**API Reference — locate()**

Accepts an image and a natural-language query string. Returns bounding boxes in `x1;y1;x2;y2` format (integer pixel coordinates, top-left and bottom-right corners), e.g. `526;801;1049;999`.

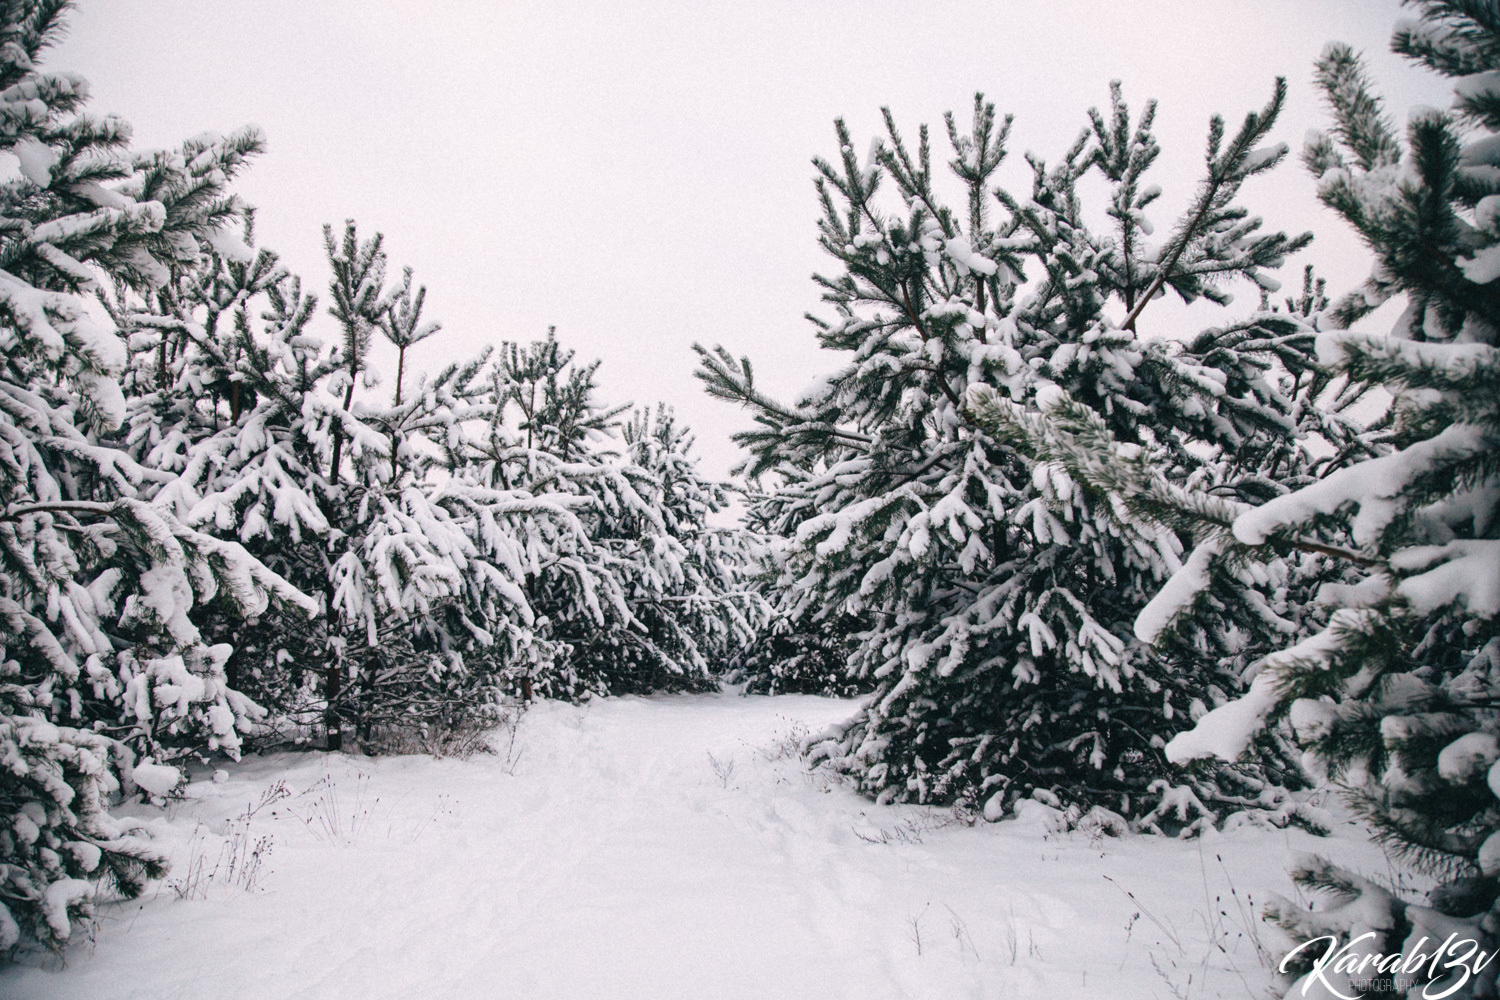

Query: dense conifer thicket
12;0;1500;982
136;230;762;743
0;0;760;953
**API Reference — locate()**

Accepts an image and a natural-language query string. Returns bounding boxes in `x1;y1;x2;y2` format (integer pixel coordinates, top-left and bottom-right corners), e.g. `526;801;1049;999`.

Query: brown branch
1121;167;1223;333
896;287;967;412
1184;505;1380;568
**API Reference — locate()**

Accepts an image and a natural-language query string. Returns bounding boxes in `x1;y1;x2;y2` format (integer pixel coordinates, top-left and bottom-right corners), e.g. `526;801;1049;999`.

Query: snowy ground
4;692;1399;999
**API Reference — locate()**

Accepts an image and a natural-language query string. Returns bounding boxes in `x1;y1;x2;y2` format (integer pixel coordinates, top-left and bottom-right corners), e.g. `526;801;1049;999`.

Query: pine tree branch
1122;79;1288;332
0;500;116;522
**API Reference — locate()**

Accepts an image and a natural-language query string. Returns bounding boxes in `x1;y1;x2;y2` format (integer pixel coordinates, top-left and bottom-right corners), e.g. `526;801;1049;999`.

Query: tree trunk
325;663;342;751
328;378;357;481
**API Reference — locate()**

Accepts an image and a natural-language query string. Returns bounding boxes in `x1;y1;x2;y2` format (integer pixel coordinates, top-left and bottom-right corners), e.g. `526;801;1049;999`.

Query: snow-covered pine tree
316;219;391;748
961;264;1379;823
697;82;1319;821
343;264;600;741
483;331;637;698
486;332;761;697
731;479;867;697
0;1;314;953
129;219;591;751
618;404;765;688
1145;5;1500;995
120;223;343;743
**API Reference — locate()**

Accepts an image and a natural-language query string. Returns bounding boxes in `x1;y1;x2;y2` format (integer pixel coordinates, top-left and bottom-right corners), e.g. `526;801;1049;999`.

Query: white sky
54;1;1450;480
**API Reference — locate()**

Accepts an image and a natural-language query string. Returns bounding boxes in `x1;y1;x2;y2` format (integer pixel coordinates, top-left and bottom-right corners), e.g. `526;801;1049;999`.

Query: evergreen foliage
487;334;764;698
0;0;763;955
1140;4;1500;995
731;483;870;698
122;216;762;746
122;220;614;748
0;0;313;952
733;603;867;697
697;82;1319;819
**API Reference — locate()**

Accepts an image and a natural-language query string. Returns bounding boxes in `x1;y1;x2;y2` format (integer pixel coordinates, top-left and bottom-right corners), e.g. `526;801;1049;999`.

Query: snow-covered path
4;692;1391;999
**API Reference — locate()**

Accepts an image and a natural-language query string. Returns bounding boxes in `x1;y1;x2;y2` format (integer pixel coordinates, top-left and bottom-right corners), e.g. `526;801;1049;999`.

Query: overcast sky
53;1;1449;480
